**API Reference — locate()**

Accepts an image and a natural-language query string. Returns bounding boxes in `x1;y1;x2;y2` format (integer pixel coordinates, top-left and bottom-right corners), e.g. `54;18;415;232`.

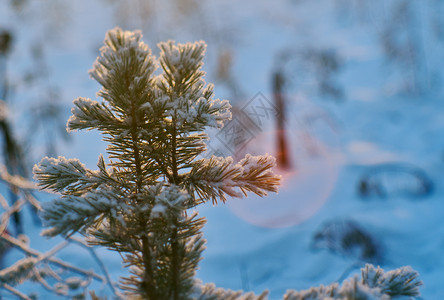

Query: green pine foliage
33;28;422;299
33;28;280;299
283;264;422;300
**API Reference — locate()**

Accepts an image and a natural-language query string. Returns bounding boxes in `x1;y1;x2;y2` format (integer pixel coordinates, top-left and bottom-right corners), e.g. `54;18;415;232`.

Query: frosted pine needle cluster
282;264;421;300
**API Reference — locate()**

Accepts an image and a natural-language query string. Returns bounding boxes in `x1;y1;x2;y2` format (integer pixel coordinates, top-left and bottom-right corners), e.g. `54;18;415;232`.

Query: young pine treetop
33;28;280;299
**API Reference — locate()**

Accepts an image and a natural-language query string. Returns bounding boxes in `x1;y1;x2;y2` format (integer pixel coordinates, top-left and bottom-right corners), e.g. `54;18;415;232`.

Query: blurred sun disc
225;94;343;228
227;139;342;228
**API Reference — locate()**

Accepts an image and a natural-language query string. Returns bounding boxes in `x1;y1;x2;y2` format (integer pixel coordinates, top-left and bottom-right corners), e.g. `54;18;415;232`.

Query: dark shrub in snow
358;163;433;199
311;219;382;263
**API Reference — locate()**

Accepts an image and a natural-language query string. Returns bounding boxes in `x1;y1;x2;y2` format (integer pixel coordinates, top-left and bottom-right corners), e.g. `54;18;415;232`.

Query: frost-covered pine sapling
33;28;281;299
32;28;423;300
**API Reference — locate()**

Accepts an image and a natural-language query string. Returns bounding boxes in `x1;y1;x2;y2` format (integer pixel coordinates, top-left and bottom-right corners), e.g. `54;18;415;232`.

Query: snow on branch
33;156;89;193
361;264;422;297
0;231;121;298
186;153;281;205
40;189;125;237
236;154;281;196
192;281;268;300
283;264;422;300
33;155;113;196
89;27;156;114
0;257;37;286
0;165;36;190
158;40;206;85
151;184;190;219
157;40;232;130
1;233;104;282
89;27;156;91
170;88;232;130
67;97;122;132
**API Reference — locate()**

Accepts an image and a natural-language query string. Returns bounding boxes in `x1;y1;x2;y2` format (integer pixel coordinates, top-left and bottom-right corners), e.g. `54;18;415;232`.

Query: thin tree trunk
272;71;291;169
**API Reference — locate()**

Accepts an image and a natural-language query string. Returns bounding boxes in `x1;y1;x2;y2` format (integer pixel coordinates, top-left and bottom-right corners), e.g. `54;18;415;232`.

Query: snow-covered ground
1;0;444;298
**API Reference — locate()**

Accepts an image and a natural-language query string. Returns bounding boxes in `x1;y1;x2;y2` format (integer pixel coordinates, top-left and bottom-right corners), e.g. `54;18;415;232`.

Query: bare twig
42;261;63;281
31;266;72;298
68;236;122;298
1;234;105;281
1;283;32;300
0;198;25;234
0;166;36;190
24;191;41;211
37;240;70;263
0;193;8;209
31;267;59;295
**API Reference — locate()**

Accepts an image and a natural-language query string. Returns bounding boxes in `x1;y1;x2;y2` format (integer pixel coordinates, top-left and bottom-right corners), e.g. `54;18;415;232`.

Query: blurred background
0;0;444;298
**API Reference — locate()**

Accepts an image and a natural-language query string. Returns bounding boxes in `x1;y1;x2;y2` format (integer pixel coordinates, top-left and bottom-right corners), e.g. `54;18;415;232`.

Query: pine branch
282;264;422;300
67;97;122;133
40;189;125;237
33;155;115;196
193;281;269;300
361;264;422;297
185;154;281;205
